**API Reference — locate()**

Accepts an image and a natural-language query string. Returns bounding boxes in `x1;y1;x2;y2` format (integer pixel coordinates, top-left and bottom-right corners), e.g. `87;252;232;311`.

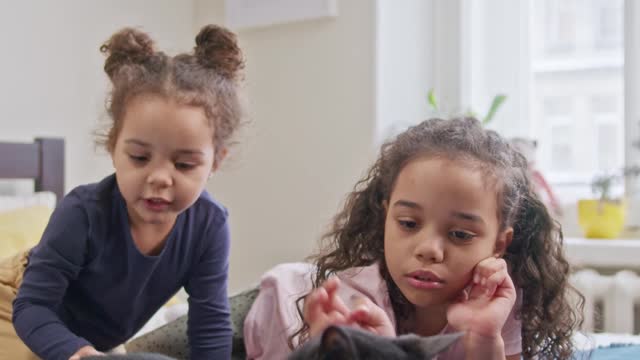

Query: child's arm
12;193;94;360
184;218;232;359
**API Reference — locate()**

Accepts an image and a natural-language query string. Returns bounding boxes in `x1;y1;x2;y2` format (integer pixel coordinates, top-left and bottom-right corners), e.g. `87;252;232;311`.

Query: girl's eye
398;220;418;230
175;162;196;170
450;230;475;242
129;155;149;163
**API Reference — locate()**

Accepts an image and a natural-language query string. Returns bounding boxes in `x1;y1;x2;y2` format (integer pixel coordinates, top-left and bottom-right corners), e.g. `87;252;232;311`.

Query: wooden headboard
0;138;65;203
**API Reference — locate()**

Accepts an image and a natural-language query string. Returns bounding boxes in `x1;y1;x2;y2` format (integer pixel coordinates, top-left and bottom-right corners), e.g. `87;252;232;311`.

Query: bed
0;137;64;258
0;137;65;203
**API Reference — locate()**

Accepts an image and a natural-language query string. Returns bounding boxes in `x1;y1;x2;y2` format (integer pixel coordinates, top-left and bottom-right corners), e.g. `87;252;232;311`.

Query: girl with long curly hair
244;117;583;359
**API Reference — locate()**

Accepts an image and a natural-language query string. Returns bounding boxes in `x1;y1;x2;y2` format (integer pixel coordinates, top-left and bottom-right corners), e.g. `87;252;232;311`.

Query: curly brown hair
96;24;244;165
294;117;584;359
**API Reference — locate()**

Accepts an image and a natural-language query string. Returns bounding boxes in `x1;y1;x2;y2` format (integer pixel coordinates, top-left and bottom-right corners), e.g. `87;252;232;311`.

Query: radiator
570;269;640;334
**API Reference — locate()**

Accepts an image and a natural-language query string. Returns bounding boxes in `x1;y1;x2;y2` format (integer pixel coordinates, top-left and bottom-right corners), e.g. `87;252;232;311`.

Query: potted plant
578;166;640;239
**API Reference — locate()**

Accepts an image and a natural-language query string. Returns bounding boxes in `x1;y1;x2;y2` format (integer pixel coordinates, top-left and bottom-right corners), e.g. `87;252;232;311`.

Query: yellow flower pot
577;199;626;239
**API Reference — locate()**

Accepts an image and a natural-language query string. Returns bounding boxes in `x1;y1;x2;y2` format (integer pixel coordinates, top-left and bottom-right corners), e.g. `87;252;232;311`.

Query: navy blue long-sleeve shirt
13;175;232;360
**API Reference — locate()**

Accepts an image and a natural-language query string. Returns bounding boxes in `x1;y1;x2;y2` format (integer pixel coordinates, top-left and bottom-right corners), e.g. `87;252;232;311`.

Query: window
540;0;577;55
594;0;624;50
377;0;639;204
531;0;624;185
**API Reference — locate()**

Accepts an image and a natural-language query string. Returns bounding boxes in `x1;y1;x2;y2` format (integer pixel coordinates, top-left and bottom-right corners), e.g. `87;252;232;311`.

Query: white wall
375;0;434;143
195;0;378;292
193;0;225;34
467;0;531;138
0;0;195;191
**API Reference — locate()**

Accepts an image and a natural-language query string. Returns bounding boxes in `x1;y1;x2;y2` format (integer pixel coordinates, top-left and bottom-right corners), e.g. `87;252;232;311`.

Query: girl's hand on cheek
446;257;516;338
303;277;351;337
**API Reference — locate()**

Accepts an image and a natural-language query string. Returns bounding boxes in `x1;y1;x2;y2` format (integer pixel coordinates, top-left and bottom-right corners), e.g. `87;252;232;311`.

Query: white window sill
564;237;640;269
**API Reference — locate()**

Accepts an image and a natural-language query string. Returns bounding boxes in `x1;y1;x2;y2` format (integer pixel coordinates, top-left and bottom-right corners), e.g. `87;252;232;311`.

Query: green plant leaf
483;94;507;125
427;89;438;111
591;174;614;201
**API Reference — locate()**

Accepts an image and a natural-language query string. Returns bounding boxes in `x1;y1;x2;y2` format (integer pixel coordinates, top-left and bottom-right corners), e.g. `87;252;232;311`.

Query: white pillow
0;192;57;211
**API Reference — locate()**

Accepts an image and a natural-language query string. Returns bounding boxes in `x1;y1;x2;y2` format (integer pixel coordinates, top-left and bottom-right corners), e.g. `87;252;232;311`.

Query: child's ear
494;227;513;257
320;326;355;359
211;147;228;173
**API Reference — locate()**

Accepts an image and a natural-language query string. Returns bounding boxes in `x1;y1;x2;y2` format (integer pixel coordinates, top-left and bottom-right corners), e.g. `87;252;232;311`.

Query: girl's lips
407;270;444;283
405;270;445;290
143;198;170;211
406;276;446;290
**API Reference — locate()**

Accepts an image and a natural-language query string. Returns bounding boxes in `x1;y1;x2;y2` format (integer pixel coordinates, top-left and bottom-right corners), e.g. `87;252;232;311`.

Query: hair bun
194;24;244;80
100;27;155;79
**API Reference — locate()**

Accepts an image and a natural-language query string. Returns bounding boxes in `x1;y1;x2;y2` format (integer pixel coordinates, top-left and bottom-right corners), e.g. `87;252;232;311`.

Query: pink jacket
244;262;522;359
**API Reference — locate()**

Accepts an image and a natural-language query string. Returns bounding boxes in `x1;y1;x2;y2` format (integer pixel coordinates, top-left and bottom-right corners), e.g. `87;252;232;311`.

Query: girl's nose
414;232;445;263
147;165;174;188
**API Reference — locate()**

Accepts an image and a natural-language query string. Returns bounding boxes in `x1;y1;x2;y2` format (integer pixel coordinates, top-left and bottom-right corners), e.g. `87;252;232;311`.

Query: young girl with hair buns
0;24;244;360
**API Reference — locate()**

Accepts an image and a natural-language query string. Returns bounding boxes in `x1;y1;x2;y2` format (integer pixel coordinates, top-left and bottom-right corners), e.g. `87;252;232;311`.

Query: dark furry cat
288;325;463;360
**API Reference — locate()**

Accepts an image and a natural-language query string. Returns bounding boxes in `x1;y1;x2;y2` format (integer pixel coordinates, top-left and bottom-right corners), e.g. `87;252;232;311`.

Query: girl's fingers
472;258;507;285
310;311;347;337
323;277;340;295
307;280;398;337
454;287;470;303
348;307;370;324
492;267;516;299
326;310;348;325
303;287;329;321
482;267;508;297
468;257;510;299
330;294;351;317
474;258;506;278
467;282;486;300
471;261;515;300
349;308;385;330
347;295;395;336
321;278;337;313
305;277;351;326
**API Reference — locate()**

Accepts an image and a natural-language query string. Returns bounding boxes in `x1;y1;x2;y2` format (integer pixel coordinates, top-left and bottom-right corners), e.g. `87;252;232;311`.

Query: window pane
532;0;624;181
544;96;572;116
550;125;573;171
541;0;578;55
593;0;623;51
590;94;618;114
